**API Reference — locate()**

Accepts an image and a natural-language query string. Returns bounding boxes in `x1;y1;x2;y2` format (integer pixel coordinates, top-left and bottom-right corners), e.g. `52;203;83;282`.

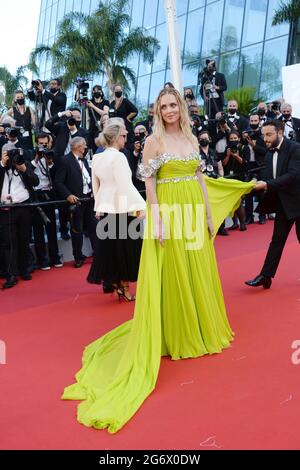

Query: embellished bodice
137;151;201;184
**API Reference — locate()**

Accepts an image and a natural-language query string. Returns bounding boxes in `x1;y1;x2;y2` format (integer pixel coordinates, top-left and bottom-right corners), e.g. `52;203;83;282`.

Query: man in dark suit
54;137;96;267
277;103;300;143
45;108;90;157
199;59;227;118
227;100;249;134
245;120;300;289
0;150;39;288
28;78;67;130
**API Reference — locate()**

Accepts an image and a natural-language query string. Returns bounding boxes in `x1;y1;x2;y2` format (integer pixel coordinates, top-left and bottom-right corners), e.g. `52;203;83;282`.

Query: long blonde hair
153;88;198;149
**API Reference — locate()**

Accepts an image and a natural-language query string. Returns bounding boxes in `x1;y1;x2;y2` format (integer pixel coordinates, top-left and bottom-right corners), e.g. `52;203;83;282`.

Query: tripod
202;80;220;119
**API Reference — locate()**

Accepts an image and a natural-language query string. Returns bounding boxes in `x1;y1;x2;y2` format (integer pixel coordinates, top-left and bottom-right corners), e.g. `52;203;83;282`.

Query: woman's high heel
116;286;136;303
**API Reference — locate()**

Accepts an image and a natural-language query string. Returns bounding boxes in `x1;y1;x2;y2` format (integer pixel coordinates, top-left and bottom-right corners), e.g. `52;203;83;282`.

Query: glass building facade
36;0;291;106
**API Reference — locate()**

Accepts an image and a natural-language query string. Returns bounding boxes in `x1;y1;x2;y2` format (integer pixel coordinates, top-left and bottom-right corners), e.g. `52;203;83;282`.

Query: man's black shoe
245;274;272;289
21;273;32;281
259;216;267;225
245;218;254;225
3;276;18;289
61;231;71;241
218;227;229;236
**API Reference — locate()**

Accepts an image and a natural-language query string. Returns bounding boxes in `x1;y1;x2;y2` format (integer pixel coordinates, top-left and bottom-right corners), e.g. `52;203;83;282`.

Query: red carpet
1;221;300;450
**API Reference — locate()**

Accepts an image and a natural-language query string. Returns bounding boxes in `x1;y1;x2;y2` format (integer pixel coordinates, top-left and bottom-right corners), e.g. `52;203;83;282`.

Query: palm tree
272;0;300;25
29;0;160;95
0;66;28;111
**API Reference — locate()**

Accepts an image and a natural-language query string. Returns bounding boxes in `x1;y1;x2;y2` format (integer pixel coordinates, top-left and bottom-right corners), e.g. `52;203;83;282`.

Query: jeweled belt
157;175;198;185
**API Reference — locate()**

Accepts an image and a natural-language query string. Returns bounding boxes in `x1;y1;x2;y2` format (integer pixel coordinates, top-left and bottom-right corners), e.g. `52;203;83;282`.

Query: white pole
164;0;183;93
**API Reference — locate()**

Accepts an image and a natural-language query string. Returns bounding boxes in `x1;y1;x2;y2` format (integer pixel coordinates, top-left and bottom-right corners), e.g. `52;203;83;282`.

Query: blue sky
1;0;41;74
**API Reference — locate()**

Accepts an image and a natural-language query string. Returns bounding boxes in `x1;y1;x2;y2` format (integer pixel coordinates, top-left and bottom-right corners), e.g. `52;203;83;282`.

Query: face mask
199;139;209;147
283;113;291;120
76;120;81;127
148;115;154;122
93;92;103;99
115;91;123;98
250;123;259;130
16;98;25;106
228;109;237;115
50;87;58;94
257;109;265;116
185;93;193;100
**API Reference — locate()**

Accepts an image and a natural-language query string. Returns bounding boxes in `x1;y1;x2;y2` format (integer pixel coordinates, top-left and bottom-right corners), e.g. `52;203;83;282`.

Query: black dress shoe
21;273;32;281
259;217;267;225
103;283;115;294
228;223;239;230
74;260;84;268
218;227;229;236
240;224;247;231
61;231;71;241
245;274;272;289
245;218;254;225
3;276;18;289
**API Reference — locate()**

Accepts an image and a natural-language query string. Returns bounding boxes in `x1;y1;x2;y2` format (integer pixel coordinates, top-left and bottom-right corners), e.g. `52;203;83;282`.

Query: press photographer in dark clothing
127;135;146;200
277;103;300;143
221;130;250;231
2;91;36;150
87;85;110;152
0;148;39;289
199;60;227;118
243;114;268;225
45;108;90;157
30;133;62;271
28;78;67;130
110;84;138;146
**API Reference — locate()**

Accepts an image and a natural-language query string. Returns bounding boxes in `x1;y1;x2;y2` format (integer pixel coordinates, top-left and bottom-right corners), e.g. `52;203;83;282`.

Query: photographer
215;111;234;156
45;108;90;157
135;103;155;135
0;147;39;289
1;91;36;150
0;123;11;154
277;103;300;143
227;100;249;134
257;102;270;126
268;100;282;119
221;130;250;231
198;131;223;178
110;84;138;147
2;126;32;162
54;137;97;268
242;114;268;225
199;59;227;118
128;134;146;200
30;133;63;271
87;85;110;152
28;78;67;130
184;88;198;114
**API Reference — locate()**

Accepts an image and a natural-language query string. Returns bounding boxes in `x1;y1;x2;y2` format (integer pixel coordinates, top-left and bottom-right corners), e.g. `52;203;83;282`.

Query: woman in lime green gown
62;89;255;433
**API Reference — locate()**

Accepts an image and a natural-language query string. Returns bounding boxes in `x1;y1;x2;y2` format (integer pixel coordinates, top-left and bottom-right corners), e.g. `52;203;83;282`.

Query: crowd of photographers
0;64;299;289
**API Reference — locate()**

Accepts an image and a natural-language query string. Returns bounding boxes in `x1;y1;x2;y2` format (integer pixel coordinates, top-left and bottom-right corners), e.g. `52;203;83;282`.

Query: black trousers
70;199;97;262
261;208;300;278
32;191;60;265
0;204;31;277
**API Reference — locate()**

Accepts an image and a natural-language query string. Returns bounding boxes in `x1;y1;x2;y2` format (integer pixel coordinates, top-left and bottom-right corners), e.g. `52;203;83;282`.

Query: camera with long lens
271;101;280;112
216;112;227;126
227;141;239;154
76;77;89;99
0;123;11;135
201;159;218;179
7;148;25;169
36;145;55;161
31;79;41;90
67;117;77;127
6;126;24;139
